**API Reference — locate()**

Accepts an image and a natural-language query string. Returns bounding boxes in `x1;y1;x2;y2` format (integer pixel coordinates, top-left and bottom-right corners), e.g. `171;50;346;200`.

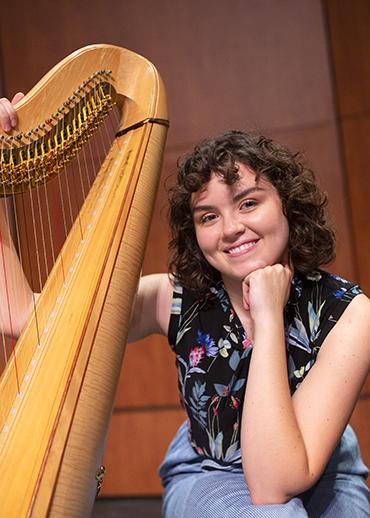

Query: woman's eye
240;199;257;210
200;213;217;224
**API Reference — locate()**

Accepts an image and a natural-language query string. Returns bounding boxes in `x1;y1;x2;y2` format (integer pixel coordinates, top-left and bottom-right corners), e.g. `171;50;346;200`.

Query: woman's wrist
252;312;285;347
251;306;284;327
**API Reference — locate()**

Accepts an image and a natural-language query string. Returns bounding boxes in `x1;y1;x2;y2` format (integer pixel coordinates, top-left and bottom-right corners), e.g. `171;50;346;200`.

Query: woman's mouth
226;240;259;257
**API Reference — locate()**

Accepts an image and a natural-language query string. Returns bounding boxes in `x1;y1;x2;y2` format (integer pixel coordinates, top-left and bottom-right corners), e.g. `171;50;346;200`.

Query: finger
0;98;14;131
281;253;294;273
288;254;294;271
242;279;250;311
282;263;293;276
280;260;293;279
243;291;250;311
285;263;294;280
11;92;25;106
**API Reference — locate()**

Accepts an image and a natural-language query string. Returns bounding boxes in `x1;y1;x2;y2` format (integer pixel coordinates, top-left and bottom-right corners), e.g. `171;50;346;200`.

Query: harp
0;44;168;517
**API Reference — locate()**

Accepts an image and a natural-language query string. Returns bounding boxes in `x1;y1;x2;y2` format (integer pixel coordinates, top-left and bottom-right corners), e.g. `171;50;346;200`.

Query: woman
131;130;369;517
1;98;369;516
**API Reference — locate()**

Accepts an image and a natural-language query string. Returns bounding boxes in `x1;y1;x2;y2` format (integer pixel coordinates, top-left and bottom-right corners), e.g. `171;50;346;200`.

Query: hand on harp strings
0;44;168;518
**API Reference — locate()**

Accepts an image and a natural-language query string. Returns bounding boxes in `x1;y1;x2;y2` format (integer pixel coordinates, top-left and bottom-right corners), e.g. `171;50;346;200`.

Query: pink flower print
189;345;205;366
242;337;252;349
230;396;239;409
213;407;218;416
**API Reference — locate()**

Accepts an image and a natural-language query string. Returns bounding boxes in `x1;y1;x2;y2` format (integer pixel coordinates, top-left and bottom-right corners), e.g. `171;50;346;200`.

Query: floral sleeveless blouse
168;270;362;465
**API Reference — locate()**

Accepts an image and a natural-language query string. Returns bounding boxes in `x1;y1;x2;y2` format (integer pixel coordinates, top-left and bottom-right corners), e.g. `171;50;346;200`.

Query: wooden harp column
0;45;168;517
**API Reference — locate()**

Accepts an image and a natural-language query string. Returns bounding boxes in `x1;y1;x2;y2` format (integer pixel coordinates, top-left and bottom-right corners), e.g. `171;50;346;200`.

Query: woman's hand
242;263;292;321
0;92;24;131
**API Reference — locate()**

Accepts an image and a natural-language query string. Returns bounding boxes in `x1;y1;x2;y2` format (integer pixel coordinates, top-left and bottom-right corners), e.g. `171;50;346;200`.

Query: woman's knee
162;471;309;518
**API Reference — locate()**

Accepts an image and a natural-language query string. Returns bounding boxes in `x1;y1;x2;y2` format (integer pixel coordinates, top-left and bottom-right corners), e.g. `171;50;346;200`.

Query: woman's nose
222;214;244;239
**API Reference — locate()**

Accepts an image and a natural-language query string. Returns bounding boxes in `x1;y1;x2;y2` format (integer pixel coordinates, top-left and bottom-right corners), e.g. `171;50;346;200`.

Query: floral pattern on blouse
168;271;362;464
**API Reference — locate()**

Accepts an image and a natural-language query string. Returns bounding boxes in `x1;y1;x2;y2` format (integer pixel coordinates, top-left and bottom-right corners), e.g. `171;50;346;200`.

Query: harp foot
95;465;106;497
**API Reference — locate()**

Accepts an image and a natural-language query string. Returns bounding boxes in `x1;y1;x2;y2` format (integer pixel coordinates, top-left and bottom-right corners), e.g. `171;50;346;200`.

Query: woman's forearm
241;312;313;504
0;204;34;337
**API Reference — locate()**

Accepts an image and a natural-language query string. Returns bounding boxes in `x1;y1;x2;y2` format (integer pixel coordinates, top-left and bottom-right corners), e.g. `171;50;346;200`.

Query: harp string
0;161;10;368
55;119;69;240
35;174;49;274
0;226;20;390
0;178;16;377
42;167;56;265
18;193;42;357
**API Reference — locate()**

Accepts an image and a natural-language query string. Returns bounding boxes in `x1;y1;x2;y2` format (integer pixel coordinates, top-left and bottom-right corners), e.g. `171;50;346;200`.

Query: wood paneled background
0;0;368;496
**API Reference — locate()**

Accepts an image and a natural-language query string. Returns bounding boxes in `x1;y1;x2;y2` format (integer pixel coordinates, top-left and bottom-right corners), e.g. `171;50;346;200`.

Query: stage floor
92;497;162;518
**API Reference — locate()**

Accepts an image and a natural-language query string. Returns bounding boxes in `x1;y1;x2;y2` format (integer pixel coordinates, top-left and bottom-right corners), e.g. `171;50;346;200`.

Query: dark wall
324;0;370;478
0;0;368;495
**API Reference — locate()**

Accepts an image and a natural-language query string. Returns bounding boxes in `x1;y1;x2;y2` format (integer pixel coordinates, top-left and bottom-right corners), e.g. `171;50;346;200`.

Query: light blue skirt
159;422;369;517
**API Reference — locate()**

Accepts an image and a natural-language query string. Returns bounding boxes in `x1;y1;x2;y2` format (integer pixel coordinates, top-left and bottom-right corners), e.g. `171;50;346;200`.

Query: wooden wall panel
0;0;367;498
115;337;179;409
0;1;342;147
324;0;370;116
350;399;370;473
324;0;370;293
102;409;185;495
339;115;370;292
324;0;370;477
271;122;356;280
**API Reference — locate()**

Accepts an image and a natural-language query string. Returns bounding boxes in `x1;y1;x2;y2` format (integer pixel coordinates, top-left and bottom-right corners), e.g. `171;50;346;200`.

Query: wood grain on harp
0;44;168;517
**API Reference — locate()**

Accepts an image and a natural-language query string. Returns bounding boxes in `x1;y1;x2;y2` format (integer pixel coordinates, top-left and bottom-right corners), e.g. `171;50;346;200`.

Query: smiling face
191;163;290;292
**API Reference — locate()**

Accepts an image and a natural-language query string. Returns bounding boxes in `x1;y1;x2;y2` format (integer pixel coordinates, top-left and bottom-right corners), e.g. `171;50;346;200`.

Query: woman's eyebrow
192;203;215;214
233;186;265;203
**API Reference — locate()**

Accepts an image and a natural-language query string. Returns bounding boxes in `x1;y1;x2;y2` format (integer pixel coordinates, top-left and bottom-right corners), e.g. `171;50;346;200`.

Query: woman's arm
0;93;36;336
127;273;173;343
241;265;370;504
0;203;35;336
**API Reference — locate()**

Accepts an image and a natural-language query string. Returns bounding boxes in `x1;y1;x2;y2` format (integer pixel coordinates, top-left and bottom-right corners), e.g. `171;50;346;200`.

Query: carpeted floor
92;497;162;518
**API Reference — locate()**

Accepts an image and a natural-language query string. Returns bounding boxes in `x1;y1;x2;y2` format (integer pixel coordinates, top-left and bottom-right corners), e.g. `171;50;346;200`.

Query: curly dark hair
168;130;336;298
